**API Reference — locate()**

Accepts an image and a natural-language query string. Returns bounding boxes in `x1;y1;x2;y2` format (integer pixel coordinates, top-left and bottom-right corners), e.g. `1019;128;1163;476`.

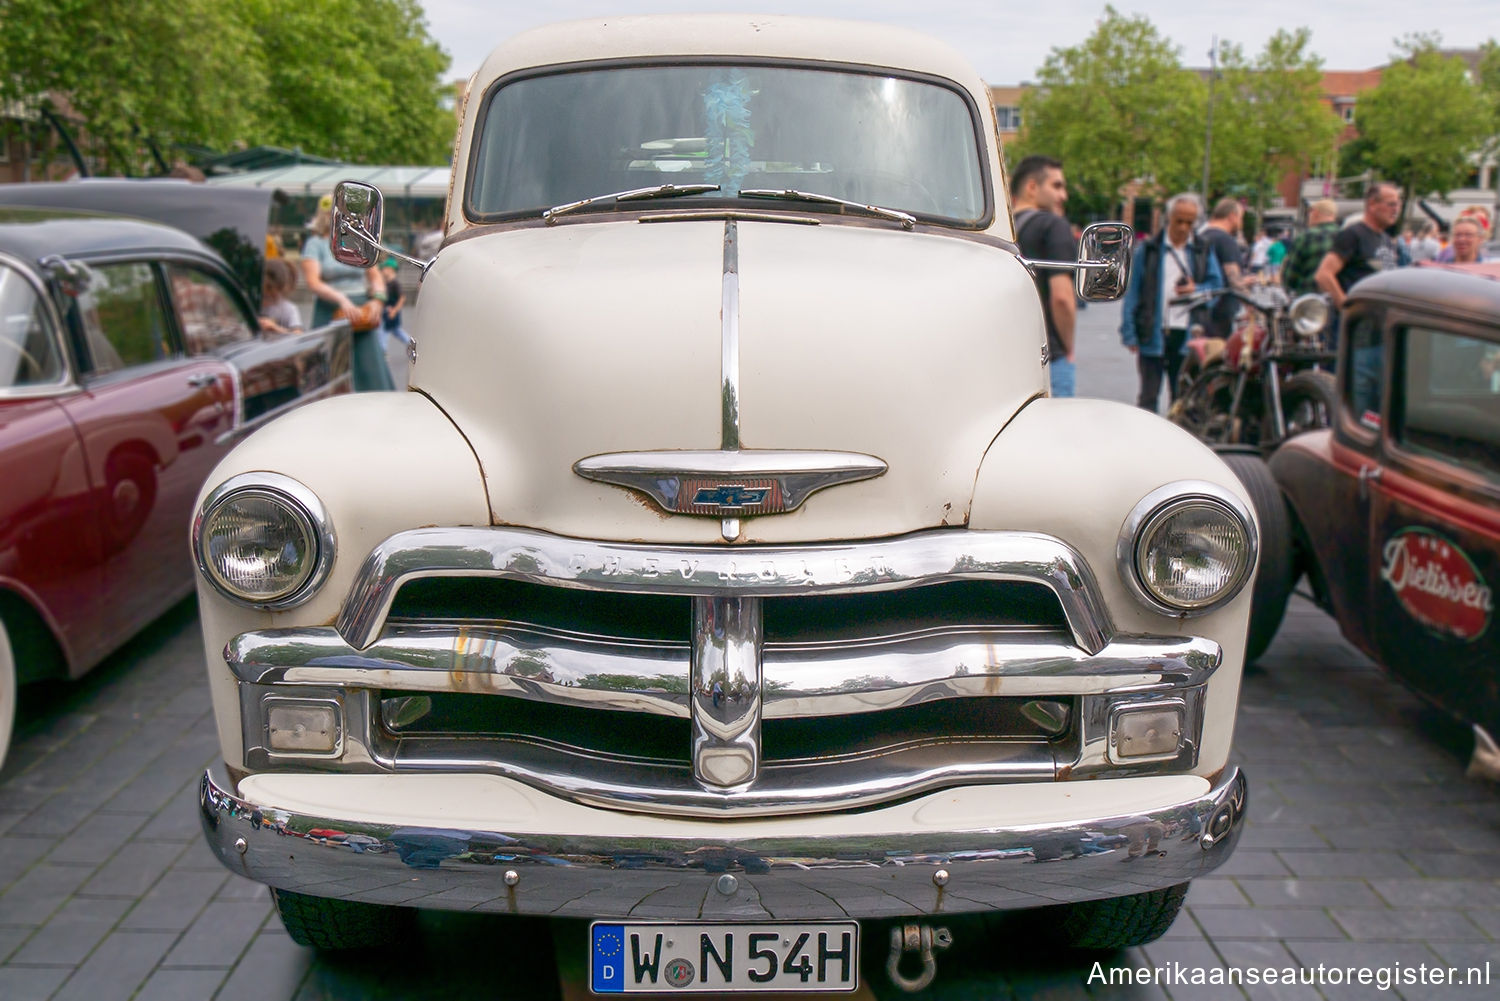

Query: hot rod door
1366;314;1500;735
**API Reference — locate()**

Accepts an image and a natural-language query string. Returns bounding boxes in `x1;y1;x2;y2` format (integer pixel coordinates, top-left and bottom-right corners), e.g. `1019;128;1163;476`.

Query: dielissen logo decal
1380;528;1493;640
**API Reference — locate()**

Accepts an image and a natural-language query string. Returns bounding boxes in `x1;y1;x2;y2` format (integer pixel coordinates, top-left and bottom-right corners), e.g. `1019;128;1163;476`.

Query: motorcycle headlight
1289;294;1330;337
194;474;333;608
1118;482;1257;615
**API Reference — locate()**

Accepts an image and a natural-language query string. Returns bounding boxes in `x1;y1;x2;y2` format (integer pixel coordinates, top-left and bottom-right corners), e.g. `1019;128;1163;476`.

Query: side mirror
331;181;384;269
1076;222;1132;302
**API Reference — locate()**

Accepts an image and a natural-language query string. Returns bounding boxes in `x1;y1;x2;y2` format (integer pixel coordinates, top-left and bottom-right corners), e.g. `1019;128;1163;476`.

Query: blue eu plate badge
592;924;625;993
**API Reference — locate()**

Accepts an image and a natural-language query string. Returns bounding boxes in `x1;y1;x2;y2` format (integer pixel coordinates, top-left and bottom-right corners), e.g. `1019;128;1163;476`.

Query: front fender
968;398;1257;775
192;391;490;769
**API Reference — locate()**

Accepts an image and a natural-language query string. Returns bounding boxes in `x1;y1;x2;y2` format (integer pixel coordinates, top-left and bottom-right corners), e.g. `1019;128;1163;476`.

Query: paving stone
50;930;178;1001
1237;879;1381;909
121;868;230;931
77;841;185;898
1185;880;1248;907
1193;907;1345;941
1211;851;1292;879
1369;879;1500;910
214;931;313;1001
0;863;96;925
161;900;270;968
9;895;132;965
1235;825;1329;851
1276;850;1419;879
1213;941;1323;1001
0;834;52;886
135;967;233;1001
1403;853;1500;879
0;965;71;1001
46;813;151;865
1330;908;1489;941
0;923;31;963
1462;910;1500;938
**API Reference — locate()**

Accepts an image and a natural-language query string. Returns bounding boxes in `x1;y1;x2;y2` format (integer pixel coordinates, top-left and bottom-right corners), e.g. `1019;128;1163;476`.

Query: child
259;259;304;335
380;257;413;348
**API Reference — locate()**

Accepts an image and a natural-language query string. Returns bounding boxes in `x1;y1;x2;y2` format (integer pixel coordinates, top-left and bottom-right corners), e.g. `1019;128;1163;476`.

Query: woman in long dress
300;197;394;392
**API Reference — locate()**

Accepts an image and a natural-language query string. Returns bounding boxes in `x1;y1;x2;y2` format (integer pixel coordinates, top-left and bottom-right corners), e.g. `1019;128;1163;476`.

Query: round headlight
194;474;332;608
1119;483;1257;615
1289;294;1330;337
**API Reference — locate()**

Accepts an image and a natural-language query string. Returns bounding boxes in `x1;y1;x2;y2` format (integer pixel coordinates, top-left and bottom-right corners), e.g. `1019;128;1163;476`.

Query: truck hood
412;218;1045;543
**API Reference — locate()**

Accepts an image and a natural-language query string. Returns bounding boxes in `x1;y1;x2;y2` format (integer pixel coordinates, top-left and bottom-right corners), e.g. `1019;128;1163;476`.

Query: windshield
468;64;988;225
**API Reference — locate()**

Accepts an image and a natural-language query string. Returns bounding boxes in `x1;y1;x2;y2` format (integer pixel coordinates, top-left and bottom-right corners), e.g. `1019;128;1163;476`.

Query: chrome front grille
230;527;1222;816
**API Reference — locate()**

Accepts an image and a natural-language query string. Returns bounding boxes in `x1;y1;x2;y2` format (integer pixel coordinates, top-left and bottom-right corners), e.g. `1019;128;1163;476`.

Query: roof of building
205;163;451;200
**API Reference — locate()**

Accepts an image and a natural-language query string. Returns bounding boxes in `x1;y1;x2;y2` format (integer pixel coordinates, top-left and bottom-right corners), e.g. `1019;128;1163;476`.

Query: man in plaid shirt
1281;199;1339;296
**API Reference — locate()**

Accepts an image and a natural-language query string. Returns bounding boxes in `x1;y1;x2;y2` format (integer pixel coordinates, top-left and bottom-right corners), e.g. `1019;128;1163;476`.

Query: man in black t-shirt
1010;155;1078;396
1315;182;1401;310
1199;198;1246;339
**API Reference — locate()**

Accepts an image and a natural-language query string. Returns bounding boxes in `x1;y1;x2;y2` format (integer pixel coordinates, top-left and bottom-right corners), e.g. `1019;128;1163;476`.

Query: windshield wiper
542;183;720;224
738;188;916;230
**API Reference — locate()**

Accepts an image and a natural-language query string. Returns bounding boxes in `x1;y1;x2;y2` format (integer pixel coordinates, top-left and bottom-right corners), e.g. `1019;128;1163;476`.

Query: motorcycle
1168;285;1337;452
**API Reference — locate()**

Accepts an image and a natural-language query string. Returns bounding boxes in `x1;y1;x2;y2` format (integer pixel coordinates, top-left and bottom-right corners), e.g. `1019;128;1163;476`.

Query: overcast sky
418;1;1494;84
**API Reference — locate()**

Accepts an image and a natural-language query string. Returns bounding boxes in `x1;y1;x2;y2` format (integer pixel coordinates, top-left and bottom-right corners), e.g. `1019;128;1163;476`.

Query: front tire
1046;883;1189;951
271;888;415;950
1221;452;1293;664
1278;369;1337;442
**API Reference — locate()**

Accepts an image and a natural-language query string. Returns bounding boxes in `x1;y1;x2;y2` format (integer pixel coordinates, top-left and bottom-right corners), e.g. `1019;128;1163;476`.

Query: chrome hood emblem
574;449;886;517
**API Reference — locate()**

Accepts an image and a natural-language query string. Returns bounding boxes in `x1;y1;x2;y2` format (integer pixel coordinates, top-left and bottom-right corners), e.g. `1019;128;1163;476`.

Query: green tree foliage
1209;29;1342;207
1356;41;1496;203
1013;6;1205;213
0;0;453;174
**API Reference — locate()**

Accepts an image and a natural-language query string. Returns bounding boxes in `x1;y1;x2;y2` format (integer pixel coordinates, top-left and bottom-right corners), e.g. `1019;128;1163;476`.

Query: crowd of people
1010;153;1494;409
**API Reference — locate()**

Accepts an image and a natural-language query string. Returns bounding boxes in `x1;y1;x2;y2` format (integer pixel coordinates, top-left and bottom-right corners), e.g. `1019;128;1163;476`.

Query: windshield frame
462;56;995;230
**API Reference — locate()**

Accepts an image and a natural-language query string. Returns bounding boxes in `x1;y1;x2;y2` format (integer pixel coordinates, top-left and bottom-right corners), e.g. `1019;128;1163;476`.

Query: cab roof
1350;264;1500;325
473;14;988;96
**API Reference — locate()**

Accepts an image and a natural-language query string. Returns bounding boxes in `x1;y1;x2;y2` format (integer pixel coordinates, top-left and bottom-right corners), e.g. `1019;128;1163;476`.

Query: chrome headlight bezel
192;472;334;609
1116;480;1258;616
1288;293;1330;337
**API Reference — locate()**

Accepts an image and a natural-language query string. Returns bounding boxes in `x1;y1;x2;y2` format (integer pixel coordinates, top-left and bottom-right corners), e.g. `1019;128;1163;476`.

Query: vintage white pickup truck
194;14;1254;993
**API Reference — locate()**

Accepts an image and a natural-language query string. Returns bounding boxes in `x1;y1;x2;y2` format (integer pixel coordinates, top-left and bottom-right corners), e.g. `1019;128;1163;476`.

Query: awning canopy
205;163;452;200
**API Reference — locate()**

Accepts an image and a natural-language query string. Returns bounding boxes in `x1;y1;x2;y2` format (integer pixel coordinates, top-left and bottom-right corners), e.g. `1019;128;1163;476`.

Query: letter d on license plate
591;922;859;993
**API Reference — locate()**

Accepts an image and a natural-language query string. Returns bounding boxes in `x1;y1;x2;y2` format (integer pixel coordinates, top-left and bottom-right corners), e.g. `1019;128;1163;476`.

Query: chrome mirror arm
1016;258;1112;272
336;218;433;274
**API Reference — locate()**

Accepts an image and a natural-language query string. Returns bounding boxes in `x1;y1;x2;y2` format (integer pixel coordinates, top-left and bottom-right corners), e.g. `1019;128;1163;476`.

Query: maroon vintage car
1263;263;1500;777
0;200;351;767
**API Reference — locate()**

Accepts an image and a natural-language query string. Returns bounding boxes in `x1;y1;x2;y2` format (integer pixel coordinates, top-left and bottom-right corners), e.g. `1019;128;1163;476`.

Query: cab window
1391;323;1500;484
165;264;254;355
0;263;65;389
1342;311;1383;431
68;262;174;376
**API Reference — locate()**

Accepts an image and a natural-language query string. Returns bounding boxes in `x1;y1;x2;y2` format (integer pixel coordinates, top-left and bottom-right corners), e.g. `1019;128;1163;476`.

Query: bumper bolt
716;874;739;896
503;870;520;887
932;869;950;887
234;838;247;855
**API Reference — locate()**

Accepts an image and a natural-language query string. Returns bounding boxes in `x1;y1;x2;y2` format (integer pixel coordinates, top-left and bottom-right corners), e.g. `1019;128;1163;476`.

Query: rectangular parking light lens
1112;705;1183;760
266;701;340;753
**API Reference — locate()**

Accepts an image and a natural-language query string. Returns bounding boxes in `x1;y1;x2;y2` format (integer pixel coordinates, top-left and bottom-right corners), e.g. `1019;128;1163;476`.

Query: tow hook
886;923;952;992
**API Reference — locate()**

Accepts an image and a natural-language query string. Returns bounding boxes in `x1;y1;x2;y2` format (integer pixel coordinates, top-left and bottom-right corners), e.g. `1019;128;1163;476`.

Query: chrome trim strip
1115;480;1259;617
690;596;762;788
226;623;1221;719
334;528;1117;655
720;218;740;451
199;763;1247;918
572;448;887;516
192;472;337;610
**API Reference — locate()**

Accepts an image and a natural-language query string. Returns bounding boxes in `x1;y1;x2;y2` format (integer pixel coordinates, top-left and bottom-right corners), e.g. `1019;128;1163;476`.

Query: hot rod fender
968;397;1257;775
191;393;491;771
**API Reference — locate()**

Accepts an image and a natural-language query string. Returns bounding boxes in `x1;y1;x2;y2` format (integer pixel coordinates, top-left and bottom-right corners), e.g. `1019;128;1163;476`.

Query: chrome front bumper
199;764;1246;919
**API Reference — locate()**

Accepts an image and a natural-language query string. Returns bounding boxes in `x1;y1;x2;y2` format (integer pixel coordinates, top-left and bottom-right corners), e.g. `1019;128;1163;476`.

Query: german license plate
590;921;859;993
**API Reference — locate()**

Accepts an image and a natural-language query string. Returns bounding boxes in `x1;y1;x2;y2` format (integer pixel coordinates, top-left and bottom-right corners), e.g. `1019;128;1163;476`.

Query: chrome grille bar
228;624;1220;719
335;527;1117;654
690;595;762;788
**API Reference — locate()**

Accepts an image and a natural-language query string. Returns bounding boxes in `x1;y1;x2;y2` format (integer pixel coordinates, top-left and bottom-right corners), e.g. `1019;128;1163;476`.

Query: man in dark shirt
1198;198;1245;338
1315;182;1401;310
1010;155;1077;396
1281;199;1339;296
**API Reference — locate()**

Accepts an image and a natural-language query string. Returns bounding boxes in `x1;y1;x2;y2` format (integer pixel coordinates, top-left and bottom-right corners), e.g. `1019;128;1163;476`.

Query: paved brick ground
1;302;1496;999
